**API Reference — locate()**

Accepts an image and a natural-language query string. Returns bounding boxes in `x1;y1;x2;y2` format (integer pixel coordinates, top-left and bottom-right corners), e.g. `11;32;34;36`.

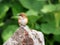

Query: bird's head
18;13;27;18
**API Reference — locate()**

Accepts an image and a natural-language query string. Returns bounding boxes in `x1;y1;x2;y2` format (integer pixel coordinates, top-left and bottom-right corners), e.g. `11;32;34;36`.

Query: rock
3;25;45;45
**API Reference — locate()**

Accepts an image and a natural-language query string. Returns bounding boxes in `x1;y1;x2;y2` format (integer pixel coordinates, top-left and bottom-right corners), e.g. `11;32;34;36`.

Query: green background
0;0;60;45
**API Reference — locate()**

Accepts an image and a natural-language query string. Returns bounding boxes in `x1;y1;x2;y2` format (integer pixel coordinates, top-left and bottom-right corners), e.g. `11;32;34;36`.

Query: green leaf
11;0;27;16
28;15;40;24
40;14;60;35
26;10;40;23
26;10;38;16
0;22;4;27
19;0;46;11
26;10;40;28
0;3;9;19
41;4;60;13
35;23;41;31
41;21;60;34
0;2;9;27
2;20;18;41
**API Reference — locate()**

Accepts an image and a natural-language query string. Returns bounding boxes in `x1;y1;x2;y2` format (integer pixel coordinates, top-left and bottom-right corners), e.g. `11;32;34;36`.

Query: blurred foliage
0;0;60;45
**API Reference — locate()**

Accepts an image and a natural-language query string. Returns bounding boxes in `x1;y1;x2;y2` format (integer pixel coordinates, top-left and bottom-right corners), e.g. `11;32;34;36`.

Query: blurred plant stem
31;23;35;29
54;12;60;29
48;0;52;4
49;40;54;45
45;36;54;45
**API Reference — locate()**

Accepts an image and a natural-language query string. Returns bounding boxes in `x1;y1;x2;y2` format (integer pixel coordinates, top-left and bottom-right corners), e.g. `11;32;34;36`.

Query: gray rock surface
3;25;45;45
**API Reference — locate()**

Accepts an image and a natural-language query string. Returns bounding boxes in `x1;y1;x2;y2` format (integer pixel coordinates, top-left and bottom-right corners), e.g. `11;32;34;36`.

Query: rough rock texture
3;25;45;45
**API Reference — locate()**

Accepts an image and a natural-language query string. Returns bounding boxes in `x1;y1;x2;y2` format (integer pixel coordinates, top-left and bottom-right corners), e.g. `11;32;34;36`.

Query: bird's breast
21;18;28;25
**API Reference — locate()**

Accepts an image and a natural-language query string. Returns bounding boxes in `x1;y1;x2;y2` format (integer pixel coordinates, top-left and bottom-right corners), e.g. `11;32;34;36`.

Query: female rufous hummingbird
18;13;28;26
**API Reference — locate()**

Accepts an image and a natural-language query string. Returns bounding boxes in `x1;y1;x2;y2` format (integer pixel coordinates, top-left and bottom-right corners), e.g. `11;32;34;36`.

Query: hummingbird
18;13;28;26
